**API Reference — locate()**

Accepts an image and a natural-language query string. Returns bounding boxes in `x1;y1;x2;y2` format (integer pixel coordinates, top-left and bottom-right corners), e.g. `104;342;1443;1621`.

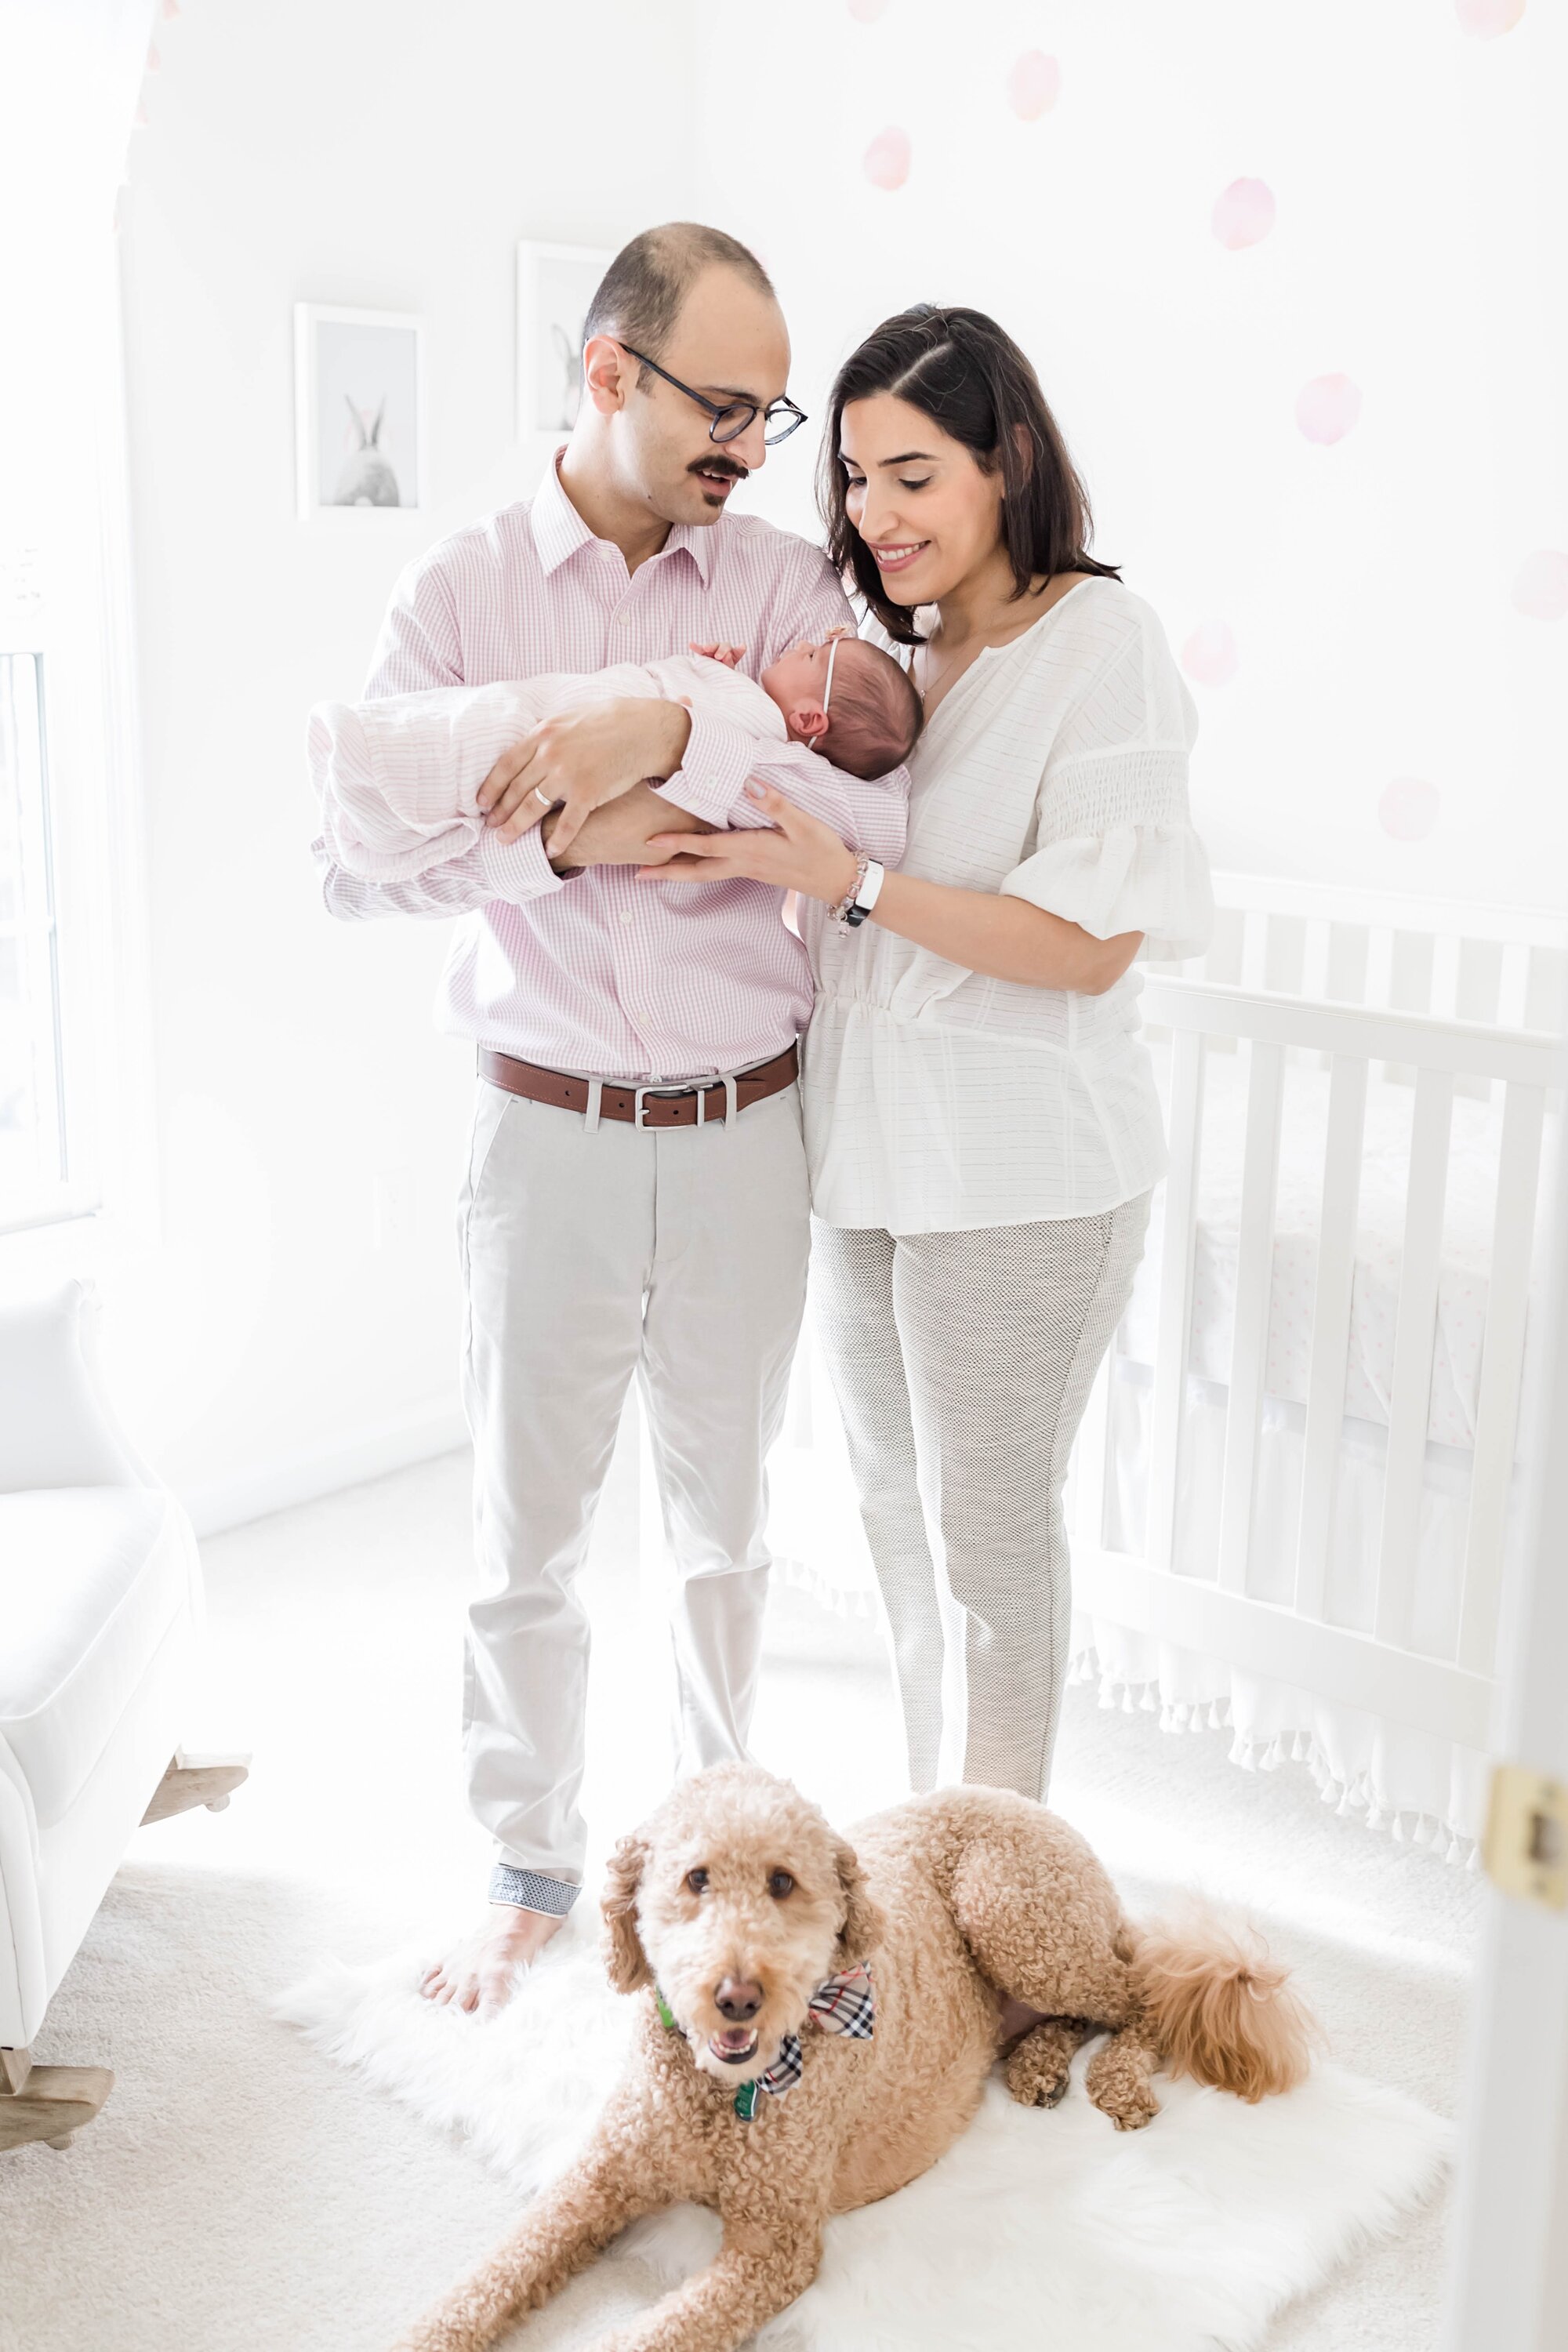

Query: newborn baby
310;635;920;883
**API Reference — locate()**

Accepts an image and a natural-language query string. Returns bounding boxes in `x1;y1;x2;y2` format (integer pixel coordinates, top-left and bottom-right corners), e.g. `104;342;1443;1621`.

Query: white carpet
279;1933;1450;2352
0;1439;1483;2351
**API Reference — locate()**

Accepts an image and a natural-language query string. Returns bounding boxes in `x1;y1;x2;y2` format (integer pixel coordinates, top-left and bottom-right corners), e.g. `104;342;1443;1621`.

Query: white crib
1066;875;1566;1857
681;873;1566;1860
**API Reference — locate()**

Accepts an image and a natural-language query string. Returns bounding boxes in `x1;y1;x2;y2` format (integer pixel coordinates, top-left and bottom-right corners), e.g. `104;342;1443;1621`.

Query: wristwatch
834;856;885;929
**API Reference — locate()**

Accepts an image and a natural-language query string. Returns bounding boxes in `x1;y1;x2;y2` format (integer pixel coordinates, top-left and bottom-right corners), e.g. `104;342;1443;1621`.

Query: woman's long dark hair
818;303;1120;645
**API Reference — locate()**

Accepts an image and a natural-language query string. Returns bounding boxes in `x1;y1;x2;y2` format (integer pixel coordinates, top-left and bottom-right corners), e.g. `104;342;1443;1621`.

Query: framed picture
516;241;613;441
294;304;424;519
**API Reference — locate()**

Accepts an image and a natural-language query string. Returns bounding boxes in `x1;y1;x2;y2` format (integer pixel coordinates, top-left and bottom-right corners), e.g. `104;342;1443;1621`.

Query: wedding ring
533;786;553;809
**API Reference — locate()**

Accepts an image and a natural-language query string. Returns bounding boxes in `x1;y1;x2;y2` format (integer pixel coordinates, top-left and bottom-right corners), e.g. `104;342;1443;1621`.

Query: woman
645;304;1212;1805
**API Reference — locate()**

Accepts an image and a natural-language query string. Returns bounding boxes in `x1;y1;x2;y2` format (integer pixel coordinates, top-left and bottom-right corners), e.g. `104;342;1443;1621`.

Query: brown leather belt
478;1043;798;1128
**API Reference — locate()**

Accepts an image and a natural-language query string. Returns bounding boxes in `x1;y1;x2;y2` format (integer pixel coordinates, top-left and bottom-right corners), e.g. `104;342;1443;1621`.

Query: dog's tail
1127;1906;1314;2103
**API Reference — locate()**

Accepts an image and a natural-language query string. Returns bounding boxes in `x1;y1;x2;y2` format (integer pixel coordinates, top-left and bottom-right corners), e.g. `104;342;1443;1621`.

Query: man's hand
543;783;714;874
477;699;693;856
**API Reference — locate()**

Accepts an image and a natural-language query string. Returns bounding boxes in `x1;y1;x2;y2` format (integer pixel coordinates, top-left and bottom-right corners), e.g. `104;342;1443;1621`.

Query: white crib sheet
1121;1044;1555;1450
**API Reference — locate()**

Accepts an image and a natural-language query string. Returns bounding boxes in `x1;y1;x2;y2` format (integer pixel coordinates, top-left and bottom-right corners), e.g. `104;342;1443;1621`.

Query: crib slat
1374;1067;1455;1649
1497;941;1530;1030
1365;926;1396;1009
1217;1040;1285;1594
1293;1054;1369;1620
1301;920;1334;1073
1431;932;1462;1022
1457;1080;1546;1675
1240;909;1269;993
1147;1029;1205;1572
1301;918;1332;1001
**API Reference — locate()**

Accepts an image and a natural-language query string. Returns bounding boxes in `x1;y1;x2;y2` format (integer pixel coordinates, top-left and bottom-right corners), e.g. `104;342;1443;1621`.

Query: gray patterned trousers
811;1193;1151;1803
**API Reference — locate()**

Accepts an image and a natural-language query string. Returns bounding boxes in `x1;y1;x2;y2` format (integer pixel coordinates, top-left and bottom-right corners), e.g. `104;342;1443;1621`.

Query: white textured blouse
798;577;1213;1234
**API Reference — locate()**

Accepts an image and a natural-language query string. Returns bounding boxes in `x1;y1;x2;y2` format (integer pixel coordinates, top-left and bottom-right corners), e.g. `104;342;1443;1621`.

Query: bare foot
419;1904;565;2016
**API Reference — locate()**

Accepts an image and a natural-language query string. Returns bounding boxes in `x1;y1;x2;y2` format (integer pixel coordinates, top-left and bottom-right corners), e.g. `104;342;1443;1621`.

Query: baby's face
759;633;847;744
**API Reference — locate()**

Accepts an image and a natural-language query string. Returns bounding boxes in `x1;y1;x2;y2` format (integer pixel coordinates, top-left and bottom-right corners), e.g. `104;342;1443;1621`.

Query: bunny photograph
296;303;423;515
517;242;615;436
1;6;1565;2352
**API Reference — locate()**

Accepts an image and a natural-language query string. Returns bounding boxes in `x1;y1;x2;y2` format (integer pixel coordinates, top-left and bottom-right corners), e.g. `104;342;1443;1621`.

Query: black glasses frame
618;343;807;447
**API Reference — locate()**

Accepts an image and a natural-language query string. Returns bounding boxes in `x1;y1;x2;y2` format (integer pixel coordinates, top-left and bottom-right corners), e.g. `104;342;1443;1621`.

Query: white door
1443;1037;1568;2352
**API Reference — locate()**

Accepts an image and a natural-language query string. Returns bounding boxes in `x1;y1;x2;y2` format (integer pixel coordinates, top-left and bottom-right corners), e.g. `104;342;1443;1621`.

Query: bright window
0;647;71;1227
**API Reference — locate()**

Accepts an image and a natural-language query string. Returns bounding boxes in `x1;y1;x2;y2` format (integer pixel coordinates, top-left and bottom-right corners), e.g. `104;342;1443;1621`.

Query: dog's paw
1004;2021;1081;2110
1109;2098;1157;2132
1085;2042;1160;2132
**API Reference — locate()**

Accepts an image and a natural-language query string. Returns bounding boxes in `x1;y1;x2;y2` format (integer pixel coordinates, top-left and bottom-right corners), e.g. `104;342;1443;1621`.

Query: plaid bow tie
655;1962;875;2121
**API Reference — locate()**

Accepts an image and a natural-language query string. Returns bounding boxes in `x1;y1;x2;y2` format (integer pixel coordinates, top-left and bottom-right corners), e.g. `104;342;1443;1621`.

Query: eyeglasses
618;343;808;447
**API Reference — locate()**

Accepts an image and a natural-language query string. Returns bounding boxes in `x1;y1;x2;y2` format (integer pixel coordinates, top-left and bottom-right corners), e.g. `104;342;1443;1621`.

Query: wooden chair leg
140;1749;251;1824
2;2045;32;2096
0;2063;113;2154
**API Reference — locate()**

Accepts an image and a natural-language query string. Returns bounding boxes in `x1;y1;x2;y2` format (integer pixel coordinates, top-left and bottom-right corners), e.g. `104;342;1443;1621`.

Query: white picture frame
516;241;614;442
294;303;426;520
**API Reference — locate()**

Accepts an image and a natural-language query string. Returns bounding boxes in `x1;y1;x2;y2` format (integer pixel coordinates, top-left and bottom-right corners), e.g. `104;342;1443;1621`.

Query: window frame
0;238;159;1266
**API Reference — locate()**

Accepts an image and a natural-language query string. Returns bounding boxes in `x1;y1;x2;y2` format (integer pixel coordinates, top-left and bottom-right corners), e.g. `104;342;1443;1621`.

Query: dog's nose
714;1977;764;2022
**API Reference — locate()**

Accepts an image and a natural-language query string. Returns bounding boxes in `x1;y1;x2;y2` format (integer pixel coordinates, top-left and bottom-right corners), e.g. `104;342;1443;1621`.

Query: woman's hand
638;780;860;906
477;699;693;855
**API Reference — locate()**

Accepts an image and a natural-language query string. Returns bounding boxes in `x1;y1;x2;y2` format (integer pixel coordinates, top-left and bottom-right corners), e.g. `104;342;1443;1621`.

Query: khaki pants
456;1074;810;1912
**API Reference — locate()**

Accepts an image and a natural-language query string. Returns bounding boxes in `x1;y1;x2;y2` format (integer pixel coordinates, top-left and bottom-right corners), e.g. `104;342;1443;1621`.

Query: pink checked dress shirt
312;455;910;1084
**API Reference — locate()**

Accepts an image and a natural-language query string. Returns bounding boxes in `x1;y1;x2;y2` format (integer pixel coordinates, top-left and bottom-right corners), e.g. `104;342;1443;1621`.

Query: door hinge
1483;1763;1568;1911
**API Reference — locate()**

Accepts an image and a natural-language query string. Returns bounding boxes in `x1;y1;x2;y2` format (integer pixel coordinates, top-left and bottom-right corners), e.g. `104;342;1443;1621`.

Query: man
313;223;908;2013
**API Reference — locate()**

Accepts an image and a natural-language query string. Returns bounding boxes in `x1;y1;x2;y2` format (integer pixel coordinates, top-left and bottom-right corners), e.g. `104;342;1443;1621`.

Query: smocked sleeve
1000;598;1213;961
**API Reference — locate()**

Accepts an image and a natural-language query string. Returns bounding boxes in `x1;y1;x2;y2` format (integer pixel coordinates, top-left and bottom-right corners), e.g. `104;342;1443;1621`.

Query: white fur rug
278;1929;1450;2352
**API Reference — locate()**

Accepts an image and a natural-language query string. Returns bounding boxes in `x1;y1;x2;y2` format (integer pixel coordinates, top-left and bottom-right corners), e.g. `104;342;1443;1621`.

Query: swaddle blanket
308;652;786;882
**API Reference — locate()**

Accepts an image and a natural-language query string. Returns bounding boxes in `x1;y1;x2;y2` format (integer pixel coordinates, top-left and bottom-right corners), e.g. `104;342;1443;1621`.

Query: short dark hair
817;303;1120;645
822;638;925;779
582;223;775;381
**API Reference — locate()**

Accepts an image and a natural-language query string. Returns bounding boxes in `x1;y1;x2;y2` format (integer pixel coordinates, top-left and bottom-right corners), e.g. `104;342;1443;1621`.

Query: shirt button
619;909;633;927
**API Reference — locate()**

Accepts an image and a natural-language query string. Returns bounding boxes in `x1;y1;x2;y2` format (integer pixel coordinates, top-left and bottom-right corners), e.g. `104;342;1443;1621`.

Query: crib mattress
1120;1043;1556;1451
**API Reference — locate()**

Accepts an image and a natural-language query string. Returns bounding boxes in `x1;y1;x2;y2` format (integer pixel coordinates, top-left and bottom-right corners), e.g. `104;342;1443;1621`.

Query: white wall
100;0;695;1512
693;0;1567;909
14;0;1563;1512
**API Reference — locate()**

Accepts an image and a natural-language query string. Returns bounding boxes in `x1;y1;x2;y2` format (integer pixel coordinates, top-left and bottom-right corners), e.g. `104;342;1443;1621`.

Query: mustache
688;456;750;482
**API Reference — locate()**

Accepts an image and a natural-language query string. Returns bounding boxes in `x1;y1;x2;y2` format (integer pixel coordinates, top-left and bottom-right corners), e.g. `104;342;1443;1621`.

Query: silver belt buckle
633;1081;694;1127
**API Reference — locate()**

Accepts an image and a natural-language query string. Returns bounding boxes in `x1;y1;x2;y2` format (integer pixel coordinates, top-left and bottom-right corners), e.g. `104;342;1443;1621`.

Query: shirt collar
529;446;716;586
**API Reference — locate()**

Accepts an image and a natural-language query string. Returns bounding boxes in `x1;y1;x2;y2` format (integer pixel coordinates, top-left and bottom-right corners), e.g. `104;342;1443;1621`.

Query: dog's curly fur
392;1766;1312;2352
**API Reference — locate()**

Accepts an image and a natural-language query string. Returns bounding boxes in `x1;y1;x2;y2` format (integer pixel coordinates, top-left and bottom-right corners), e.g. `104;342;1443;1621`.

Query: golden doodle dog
393;1764;1311;2352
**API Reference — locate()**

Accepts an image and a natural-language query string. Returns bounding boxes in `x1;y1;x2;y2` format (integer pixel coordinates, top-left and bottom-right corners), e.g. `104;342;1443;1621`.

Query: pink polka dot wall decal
1211;177;1276;249
847;0;889;19
1007;53;1062;120
1455;0;1525;34
1379;778;1440;840
863;127;911;191
1181;619;1239;688
1512;549;1568;619
1296;372;1362;445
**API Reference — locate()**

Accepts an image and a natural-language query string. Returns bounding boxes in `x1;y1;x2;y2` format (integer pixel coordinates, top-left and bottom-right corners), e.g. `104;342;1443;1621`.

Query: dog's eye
768;1871;795;1899
686;1869;709;1895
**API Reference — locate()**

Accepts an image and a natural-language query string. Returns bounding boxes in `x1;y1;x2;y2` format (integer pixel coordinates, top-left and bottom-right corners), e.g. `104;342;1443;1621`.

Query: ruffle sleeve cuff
1000;823;1214;962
